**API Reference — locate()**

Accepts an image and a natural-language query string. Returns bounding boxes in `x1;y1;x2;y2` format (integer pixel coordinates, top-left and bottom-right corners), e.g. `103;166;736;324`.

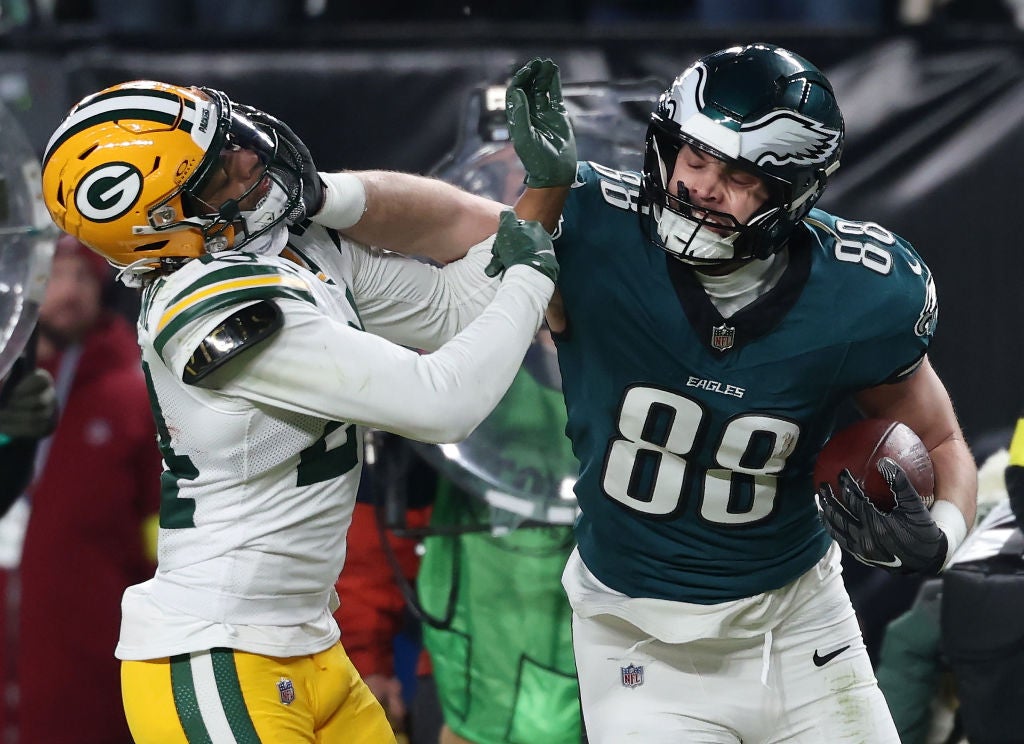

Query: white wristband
930;499;969;570
313;171;367;230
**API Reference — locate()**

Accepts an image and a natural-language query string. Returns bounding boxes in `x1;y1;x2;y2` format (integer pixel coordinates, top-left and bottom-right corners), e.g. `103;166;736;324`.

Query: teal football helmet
641;43;844;265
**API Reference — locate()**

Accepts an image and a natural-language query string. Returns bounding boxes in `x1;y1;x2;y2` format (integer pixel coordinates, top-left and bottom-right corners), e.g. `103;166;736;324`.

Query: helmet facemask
164;88;305;254
641;122;787;266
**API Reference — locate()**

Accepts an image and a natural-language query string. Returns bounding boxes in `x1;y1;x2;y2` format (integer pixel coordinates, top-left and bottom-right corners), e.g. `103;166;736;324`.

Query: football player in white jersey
41;81;556;744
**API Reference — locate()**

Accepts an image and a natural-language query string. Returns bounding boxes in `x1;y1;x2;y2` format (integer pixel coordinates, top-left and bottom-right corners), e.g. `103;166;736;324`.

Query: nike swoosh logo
905;256;922;275
812;645;850;667
864;555;903;569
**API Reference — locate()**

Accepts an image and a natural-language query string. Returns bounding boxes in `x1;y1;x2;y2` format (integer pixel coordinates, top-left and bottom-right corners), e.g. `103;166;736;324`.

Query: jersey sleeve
554;161;644;261
349;236;499;352
199;265;553;444
808;213;938;388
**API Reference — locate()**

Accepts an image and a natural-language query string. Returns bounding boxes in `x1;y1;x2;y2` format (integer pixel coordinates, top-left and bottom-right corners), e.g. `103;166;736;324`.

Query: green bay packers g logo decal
75;162;143;222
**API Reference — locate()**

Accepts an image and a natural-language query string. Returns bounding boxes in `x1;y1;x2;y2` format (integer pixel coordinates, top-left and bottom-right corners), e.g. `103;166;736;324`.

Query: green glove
0;368;57;440
506;58;578;188
484;210;559;283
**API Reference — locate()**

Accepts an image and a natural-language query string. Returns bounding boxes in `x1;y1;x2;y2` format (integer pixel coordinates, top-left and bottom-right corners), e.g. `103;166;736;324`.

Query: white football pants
571;546;900;743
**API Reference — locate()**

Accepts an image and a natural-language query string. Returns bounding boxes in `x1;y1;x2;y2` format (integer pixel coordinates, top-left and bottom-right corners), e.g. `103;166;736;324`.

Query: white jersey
116;223;549;660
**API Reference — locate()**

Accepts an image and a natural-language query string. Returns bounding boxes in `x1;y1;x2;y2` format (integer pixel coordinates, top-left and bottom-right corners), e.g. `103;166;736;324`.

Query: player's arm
310;58;578;270
317;170;504;264
505;57;577;333
175;212;557;443
351;58;580;347
507;57;576;230
232;100;503;264
855;356;977;531
349;238;499;351
819;357;976;574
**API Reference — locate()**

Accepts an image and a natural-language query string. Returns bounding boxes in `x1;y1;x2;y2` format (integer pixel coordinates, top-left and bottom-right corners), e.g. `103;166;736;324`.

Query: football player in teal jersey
323;45;978;743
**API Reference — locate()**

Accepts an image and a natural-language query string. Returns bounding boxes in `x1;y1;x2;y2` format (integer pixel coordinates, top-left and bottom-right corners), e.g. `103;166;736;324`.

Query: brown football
814;418;935;512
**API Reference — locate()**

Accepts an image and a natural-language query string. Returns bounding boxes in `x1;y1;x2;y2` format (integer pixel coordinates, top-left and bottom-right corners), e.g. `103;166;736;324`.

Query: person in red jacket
0;233;163;744
334;464;433;741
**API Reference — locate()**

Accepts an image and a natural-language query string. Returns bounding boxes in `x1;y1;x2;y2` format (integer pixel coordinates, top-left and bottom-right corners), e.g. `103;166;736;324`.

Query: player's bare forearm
856;357;977;527
927;435;977;528
515;185;569;233
514;186;569;331
342;170;503;263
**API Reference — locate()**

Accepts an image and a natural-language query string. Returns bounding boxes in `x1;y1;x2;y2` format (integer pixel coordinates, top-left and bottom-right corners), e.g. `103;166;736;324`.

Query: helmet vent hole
56;182;65;207
78;144;98;160
134;241;169;254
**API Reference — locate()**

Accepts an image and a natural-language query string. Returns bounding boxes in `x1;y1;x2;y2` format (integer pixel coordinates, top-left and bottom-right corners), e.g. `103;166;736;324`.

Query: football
814;418;935;512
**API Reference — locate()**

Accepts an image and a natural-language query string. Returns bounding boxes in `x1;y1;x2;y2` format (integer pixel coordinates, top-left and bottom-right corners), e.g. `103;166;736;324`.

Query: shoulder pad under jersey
182;299;283;385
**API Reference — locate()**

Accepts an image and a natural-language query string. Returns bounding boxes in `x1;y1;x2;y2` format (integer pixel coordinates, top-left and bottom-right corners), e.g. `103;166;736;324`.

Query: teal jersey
554;162;938;604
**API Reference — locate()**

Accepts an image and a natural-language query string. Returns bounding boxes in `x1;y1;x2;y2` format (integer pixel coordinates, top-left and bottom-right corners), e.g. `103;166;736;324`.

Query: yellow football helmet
41;80;302;269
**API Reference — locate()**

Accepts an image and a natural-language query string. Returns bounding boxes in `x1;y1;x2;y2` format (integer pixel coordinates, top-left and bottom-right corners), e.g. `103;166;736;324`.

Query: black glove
484;209;559;283
817;457;948;575
0;368;58;441
235;103;325;221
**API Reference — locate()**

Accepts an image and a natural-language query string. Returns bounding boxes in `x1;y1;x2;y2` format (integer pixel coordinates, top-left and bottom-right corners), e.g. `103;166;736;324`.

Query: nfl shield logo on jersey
711;324;736;352
621;663;644;688
277;677;296;705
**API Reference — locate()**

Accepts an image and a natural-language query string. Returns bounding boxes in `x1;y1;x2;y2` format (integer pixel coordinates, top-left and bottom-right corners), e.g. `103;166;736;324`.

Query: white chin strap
228;181;292;258
239;223;289;258
656;207;740;264
245;180;291;232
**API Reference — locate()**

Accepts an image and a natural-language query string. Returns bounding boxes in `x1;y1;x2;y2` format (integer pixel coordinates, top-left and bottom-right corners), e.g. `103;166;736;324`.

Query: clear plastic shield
410;78;663;531
0;100;56;381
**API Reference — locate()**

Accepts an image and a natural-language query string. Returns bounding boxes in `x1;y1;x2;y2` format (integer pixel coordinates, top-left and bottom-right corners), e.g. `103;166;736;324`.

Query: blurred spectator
55;0;292;31
900;0;1017;26
693;0;886;26
876;442;1014;744
585;0;887;26
334;464;431;742
336;348;583;744
413;344;581;744
0;234;162;744
308;0;587;22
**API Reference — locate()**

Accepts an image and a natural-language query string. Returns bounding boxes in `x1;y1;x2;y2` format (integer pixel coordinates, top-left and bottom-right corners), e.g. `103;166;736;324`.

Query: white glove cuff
313;171;366;230
931;499;969;570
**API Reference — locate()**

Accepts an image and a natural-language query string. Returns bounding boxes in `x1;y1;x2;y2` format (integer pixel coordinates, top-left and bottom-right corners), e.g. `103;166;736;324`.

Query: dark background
3;14;1022;447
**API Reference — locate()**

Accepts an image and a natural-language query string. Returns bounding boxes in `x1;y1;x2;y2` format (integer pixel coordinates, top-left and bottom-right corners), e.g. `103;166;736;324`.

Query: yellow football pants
122;642;396;743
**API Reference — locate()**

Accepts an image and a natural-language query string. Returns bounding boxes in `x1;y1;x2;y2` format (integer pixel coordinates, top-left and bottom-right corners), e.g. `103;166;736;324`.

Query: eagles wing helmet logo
670;62;840;167
738;111;841;167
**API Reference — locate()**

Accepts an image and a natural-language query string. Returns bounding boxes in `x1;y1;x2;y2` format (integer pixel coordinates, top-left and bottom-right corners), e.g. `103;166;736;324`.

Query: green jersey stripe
210;649;262;744
154;285;314;358
165;264;291;308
